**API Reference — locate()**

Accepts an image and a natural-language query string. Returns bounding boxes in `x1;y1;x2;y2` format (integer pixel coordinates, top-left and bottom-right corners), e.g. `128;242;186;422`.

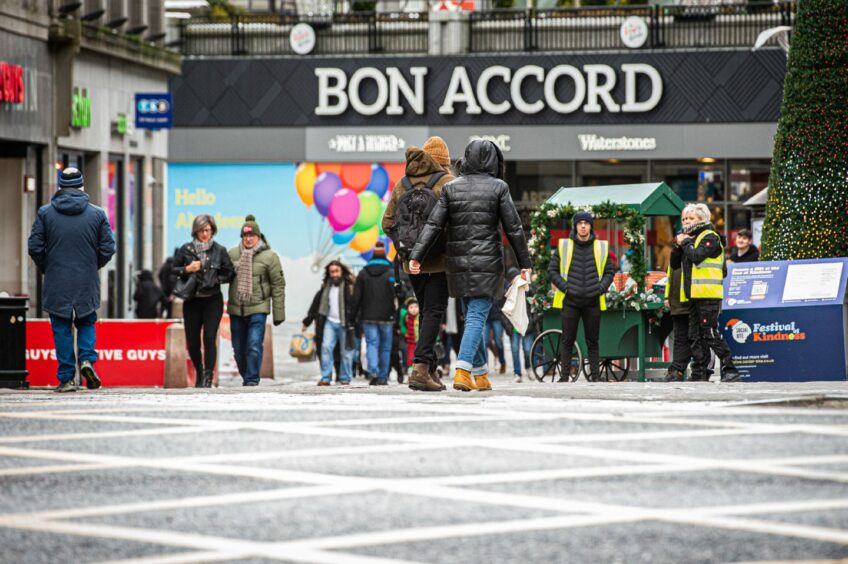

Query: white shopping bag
502;275;530;335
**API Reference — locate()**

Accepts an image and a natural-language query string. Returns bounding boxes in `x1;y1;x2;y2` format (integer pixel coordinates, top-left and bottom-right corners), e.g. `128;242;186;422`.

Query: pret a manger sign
315;63;663;117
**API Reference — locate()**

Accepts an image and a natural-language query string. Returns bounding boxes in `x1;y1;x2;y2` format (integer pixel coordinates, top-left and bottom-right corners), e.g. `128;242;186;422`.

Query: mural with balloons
294;162;406;264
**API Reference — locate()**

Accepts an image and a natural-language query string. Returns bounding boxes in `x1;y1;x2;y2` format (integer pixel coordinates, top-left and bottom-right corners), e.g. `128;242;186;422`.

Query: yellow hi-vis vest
687;229;724;301
665;266;686;304
552;238;608;311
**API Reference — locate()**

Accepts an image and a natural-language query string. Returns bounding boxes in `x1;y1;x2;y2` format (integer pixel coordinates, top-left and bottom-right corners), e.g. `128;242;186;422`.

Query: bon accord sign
171;51;786;127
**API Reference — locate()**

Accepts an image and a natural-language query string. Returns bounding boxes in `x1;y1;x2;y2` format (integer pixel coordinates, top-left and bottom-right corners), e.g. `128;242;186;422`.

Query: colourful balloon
378;202;387;236
316;163;343;176
360;250;374;261
388;242;397;262
352;191;383;233
313;172;342;217
327;188;360;232
382;162;406;190
341;163;372;193
332;230;356;245
295;163;317;207
365;164;390;198
350;226;379;253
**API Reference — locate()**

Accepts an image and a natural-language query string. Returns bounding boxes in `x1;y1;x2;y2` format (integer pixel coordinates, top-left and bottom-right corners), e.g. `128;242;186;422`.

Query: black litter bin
0;297;29;389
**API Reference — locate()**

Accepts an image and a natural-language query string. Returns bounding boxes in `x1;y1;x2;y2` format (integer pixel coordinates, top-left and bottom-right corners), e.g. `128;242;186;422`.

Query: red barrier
26;320;179;387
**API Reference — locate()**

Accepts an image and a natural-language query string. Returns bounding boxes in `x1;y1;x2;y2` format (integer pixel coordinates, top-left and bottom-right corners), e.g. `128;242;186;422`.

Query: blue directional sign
135;93;172;129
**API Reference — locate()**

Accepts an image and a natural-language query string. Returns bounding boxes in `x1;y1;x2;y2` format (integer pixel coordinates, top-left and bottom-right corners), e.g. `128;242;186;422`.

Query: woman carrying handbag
173;214;235;388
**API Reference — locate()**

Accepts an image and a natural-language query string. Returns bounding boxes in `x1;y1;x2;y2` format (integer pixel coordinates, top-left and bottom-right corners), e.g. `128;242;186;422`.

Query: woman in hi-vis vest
548;212;615;382
675;203;741;383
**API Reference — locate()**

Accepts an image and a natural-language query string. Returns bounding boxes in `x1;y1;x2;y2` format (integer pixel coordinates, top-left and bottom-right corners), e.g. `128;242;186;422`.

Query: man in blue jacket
28;168;116;392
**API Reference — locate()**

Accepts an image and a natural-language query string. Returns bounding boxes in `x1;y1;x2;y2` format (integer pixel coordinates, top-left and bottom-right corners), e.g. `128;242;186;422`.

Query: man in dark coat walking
28;168;116;392
350;241;396;385
410;140;532;392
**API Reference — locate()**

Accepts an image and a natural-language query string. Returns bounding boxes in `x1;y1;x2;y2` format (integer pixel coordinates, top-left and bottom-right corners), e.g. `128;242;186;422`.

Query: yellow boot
475;373;492;391
453;368;477;392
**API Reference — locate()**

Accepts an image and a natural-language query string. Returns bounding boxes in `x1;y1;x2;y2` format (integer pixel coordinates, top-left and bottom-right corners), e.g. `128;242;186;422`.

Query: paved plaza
1;346;848;564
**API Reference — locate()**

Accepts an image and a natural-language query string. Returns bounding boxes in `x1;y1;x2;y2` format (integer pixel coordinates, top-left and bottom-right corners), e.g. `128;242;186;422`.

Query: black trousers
409;272;449;372
183;293;224;372
561;302;601;378
670;314;692;373
688;299;735;379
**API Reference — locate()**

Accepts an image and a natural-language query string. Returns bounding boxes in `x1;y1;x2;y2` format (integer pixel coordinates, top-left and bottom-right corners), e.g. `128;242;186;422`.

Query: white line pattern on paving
1;392;847;563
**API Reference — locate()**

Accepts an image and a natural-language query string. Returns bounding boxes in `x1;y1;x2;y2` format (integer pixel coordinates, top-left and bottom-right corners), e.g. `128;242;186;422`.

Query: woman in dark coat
173;214;234;388
133;270;165;319
410;140;532;392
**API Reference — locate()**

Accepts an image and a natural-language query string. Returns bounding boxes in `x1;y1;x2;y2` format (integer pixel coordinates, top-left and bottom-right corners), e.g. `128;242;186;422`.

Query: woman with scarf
228;215;286;386
174;214;235;388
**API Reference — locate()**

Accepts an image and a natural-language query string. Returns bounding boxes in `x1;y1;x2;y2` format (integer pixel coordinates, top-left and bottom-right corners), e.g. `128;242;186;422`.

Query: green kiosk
529;183;685;382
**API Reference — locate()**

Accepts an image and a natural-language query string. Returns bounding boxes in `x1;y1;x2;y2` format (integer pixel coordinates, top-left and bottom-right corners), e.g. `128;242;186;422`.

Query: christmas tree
760;0;848;260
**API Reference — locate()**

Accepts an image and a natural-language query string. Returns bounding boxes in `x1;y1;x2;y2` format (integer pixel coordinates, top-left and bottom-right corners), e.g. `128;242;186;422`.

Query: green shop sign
71;87;91;129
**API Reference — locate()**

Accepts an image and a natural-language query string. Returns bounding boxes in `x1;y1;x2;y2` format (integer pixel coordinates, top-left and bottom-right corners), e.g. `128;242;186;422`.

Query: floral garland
528;201;648;315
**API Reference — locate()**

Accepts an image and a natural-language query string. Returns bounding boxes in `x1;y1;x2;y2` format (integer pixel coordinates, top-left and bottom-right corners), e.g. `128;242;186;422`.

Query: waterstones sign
315;63;662;117
578;134;657;152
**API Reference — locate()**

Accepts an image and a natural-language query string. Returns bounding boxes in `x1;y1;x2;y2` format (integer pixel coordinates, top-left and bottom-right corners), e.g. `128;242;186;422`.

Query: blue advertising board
135;93;172;129
720;258;848;382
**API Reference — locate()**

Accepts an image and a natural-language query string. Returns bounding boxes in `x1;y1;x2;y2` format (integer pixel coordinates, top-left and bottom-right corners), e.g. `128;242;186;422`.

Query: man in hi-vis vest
548;211;614;382
675;203;740;383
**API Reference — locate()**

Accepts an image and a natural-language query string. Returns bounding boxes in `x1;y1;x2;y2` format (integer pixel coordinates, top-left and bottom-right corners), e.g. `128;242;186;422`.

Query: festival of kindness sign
26;320;178;387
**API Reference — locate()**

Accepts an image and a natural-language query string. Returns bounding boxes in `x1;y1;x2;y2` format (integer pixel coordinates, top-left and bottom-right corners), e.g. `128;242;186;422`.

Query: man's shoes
499;364;506;375
720;369;741;383
317;380;331;386
453;368;477;392
514;375;523;383
54;379;77;393
662;368;685;383
79;361;101;390
475;374;492;391
409;363;442;392
201;369;214;388
368;375;379;386
243;381;259;387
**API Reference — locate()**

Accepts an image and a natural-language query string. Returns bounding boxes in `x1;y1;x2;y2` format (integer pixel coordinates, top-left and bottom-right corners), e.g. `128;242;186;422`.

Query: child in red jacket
402;297;420;369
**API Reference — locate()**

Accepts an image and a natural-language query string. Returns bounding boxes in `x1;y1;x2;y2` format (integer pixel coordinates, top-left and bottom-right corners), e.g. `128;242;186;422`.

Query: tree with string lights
761;0;848;260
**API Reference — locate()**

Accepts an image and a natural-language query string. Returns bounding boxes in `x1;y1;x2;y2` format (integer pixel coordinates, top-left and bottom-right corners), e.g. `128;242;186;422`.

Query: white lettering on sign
578;134;657;151
328;134;406;153
469;135;511;153
316;64;662;117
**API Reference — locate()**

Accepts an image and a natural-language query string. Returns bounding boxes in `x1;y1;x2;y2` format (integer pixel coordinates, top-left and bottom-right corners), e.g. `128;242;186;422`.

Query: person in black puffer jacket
548;211;614;382
351;242;396;385
410;139;532;392
173;214;235;388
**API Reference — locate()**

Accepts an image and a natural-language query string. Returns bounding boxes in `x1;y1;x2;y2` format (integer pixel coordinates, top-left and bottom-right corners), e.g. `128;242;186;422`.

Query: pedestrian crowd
30;137;751;391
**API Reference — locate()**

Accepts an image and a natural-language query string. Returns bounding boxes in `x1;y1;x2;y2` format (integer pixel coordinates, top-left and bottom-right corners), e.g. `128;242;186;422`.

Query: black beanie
573;211;594;228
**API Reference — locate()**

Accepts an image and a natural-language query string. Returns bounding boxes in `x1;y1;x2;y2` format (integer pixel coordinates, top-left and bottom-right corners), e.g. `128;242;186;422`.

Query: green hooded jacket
227;241;286;322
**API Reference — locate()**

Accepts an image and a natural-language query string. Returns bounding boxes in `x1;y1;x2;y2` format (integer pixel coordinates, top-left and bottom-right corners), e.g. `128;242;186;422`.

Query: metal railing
179;12;429;56
469;2;795;53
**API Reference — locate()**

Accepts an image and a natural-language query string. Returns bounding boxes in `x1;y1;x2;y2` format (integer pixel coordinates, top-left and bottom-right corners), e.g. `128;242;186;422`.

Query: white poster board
781;262;844;302
751;218;764;248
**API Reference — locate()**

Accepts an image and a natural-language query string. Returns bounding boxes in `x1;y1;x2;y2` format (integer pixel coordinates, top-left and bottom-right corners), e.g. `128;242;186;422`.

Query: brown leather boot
430;368;447;391
409;363;442;392
453;368;477;392
475;373;492;391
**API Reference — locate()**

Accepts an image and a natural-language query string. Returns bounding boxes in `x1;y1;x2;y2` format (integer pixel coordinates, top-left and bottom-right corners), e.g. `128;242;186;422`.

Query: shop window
727;206;754;246
510;160;574;204
729;160;771;202
651;160;726;203
578;160;646;187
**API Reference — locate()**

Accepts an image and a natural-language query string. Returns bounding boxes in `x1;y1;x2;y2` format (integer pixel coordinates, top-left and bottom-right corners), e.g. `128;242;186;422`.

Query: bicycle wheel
530;330;583;383
595;358;630;382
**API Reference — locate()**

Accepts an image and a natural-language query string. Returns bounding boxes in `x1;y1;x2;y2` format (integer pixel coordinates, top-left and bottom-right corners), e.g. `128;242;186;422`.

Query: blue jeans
457;297;493;376
49;312;98;384
230;313;267;385
510;331;535;377
363;322;393;382
481;319;506;366
321;319;352;383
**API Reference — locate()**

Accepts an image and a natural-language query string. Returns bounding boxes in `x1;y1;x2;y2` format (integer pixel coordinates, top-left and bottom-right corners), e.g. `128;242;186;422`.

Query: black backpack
390;171;447;261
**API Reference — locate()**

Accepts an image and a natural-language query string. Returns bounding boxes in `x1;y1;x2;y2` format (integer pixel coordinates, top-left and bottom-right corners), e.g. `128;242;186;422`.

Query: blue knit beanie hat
573;211;594;227
59;167;84;190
